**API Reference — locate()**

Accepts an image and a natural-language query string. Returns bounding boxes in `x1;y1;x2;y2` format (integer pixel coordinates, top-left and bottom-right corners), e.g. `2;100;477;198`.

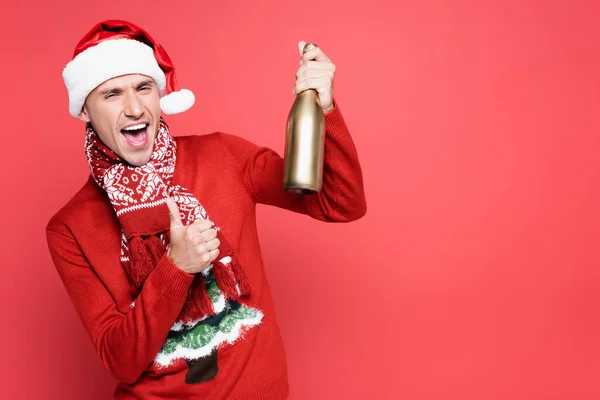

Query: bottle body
283;89;325;194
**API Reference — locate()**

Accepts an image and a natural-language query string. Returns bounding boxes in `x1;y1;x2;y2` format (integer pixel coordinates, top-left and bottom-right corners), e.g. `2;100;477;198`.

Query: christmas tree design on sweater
153;267;263;384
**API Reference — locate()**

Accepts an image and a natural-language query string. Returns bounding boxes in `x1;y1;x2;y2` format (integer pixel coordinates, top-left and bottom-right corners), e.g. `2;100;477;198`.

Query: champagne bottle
283;43;326;194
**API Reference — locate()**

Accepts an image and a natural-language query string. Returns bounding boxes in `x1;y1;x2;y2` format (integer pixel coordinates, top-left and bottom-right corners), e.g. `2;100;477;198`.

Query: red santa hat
62;20;194;118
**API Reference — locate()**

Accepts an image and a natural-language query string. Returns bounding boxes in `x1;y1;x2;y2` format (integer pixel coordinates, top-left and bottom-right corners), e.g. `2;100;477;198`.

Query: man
46;19;366;399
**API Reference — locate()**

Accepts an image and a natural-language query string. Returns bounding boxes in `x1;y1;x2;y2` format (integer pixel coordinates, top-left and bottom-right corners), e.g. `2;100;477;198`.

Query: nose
123;90;144;119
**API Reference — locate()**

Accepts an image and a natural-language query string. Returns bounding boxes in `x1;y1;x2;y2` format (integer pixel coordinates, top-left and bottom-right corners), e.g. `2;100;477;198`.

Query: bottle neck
297;88;321;103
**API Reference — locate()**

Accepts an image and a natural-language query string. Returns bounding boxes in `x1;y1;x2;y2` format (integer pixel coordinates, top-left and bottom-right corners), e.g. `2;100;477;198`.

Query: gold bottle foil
283;43;326;194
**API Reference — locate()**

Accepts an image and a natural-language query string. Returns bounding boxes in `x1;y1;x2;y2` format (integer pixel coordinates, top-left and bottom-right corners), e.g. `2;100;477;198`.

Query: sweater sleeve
46;228;194;384
220;101;367;222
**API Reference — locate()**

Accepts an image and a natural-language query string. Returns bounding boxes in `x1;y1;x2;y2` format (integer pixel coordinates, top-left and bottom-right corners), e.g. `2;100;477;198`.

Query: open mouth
121;123;149;147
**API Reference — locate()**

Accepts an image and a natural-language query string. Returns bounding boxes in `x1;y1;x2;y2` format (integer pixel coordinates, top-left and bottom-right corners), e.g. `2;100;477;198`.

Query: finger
293;77;332;95
190;234;205;246
208;248;220;262
298;40;307;57
297;60;335;74
201;250;212;264
205;237;221;251
296;69;334;85
189;219;213;233
301;46;330;63
296;63;333;79
296;68;331;81
165;198;183;228
200;227;218;242
195;242;208;255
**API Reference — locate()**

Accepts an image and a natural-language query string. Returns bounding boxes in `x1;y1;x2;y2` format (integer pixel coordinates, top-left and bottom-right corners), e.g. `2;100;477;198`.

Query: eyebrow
98;79;155;96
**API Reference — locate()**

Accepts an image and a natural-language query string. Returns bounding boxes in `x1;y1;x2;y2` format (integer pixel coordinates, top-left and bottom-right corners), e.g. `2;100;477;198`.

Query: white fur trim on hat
160;88;195;114
62;39;167;117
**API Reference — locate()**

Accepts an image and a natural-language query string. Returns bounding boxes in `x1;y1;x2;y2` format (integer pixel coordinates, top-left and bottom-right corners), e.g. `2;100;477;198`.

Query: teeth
123;123;147;131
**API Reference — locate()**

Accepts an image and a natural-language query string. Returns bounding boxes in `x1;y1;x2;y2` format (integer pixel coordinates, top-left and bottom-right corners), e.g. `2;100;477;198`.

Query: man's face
79;74;162;167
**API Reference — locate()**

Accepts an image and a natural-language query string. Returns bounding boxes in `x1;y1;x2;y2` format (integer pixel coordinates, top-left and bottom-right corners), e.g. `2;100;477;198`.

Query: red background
1;0;599;399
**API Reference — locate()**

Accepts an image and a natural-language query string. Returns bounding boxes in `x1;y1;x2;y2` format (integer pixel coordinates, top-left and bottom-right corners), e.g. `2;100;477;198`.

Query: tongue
122;128;146;145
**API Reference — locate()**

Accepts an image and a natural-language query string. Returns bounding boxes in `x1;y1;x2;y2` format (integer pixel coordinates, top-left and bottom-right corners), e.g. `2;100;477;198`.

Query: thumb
165;197;183;229
298;40;307;57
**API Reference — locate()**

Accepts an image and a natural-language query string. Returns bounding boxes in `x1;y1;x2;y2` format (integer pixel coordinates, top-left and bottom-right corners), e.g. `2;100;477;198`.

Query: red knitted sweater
46;105;366;399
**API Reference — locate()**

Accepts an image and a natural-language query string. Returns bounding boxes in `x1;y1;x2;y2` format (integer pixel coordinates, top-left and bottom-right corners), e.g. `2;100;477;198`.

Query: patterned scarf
85;118;251;323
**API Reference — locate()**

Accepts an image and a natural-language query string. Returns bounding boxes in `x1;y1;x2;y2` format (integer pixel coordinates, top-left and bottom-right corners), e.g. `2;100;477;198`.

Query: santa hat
62;19;194;118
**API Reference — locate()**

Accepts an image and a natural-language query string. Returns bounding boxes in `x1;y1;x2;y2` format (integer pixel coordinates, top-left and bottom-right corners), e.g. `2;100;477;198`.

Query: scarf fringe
212;260;239;300
180;276;215;322
175;256;253;323
130;236;253;322
230;255;252;295
129;236;156;286
146;235;166;264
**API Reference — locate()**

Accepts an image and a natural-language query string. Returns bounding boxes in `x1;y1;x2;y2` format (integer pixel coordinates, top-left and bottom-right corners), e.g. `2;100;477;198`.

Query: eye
139;85;152;92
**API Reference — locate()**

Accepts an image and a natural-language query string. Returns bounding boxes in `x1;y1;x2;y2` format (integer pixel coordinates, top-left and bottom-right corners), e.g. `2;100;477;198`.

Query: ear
78;105;91;123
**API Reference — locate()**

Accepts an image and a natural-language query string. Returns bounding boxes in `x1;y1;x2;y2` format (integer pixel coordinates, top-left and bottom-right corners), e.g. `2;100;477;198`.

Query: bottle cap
303;43;318;54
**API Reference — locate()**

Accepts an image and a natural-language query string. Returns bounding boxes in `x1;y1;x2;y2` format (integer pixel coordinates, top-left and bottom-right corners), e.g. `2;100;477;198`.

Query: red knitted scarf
85;118;251;322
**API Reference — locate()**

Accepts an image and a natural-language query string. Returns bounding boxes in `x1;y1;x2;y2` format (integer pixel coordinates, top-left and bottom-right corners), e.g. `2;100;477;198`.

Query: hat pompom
160;89;195;115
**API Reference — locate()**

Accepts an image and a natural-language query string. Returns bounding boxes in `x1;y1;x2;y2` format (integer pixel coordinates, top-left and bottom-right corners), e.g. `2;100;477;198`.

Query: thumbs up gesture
165;197;220;274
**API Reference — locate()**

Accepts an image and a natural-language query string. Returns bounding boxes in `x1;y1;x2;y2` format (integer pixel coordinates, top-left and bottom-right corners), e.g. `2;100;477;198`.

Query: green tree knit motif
154;272;263;370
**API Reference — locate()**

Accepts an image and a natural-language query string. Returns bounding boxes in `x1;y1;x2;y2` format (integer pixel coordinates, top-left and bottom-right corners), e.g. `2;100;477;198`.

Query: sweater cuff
148;253;195;303
324;98;348;141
